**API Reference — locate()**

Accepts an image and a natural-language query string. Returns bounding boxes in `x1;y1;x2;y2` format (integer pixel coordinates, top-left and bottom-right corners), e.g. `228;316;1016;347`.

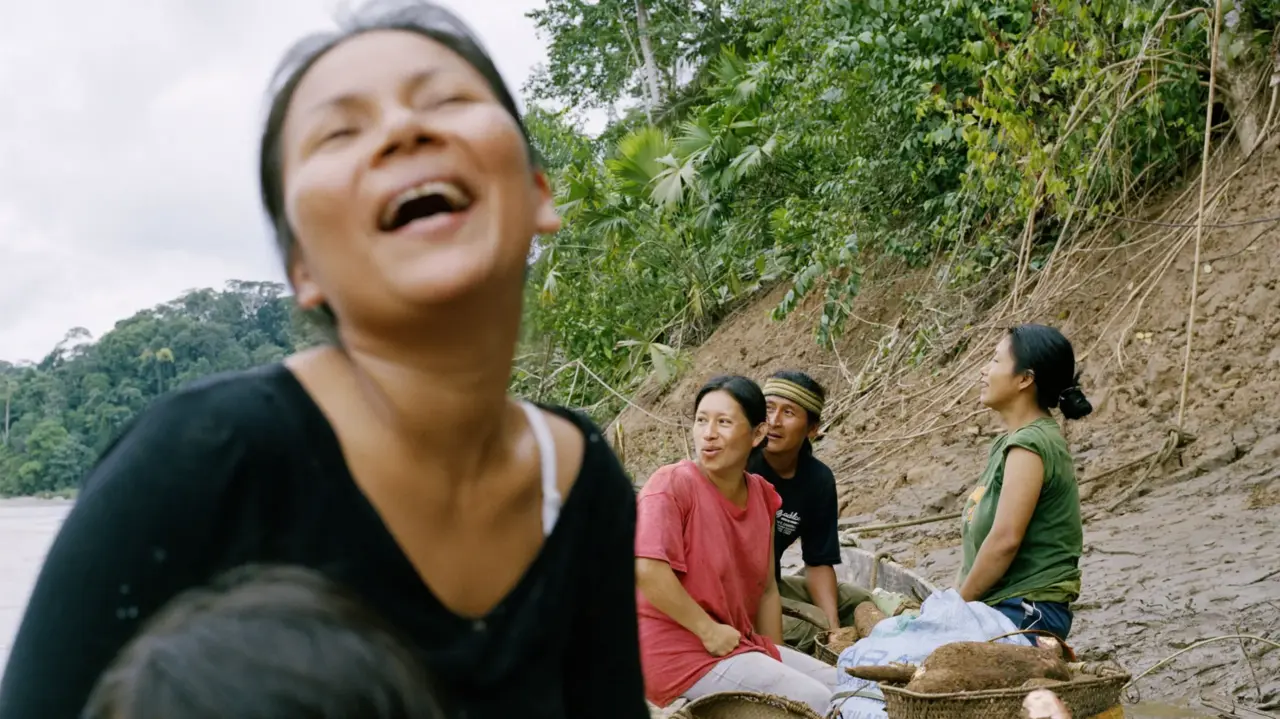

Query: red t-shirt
634;460;784;707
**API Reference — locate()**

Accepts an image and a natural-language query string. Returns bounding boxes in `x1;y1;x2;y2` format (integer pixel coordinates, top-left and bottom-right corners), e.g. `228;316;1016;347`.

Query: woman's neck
698;460;747;499
763;447;801;478
999;401;1049;433
335;289;524;479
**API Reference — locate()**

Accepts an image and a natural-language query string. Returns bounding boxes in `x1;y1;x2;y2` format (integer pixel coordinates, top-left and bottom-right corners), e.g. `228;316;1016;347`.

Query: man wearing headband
748;371;869;654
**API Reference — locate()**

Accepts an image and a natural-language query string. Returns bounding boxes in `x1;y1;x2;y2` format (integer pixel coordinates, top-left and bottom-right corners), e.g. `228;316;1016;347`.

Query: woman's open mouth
378;179;474;233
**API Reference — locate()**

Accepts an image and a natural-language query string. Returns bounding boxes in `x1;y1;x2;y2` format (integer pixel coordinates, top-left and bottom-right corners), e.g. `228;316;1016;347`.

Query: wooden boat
831;546;937;602
799;545;936;665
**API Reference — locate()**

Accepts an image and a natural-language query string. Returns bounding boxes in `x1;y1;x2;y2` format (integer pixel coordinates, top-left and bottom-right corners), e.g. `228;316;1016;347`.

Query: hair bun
1058;386;1093;420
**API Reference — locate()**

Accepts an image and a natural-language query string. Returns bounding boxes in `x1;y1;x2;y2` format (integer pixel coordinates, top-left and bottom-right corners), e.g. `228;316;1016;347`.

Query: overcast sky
0;0;558;363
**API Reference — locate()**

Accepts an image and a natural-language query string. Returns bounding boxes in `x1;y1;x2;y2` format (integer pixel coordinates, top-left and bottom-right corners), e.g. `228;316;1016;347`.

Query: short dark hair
82;565;444;719
1007;324;1093;420
258;0;539;334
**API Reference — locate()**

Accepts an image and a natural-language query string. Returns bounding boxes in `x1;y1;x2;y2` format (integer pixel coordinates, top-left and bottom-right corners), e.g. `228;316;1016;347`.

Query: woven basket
812;631;841;666
879;661;1129;719
669;691;825;719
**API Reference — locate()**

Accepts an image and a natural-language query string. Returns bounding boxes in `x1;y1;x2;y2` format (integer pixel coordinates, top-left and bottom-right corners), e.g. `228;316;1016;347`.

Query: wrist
692;617;718;641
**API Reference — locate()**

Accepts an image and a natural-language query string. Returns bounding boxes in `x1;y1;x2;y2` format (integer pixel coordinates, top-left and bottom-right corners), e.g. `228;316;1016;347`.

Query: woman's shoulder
637;459;702;496
119;364;299;442
51;367;313;578
745;469;783;512
535;403;638;499
649;459;700;484
190;359;304;401
1004;418;1075;487
1007;417;1068;455
83;364;311;497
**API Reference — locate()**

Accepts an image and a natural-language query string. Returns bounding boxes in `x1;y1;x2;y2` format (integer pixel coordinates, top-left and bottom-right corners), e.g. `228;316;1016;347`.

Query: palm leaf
651;155;699;209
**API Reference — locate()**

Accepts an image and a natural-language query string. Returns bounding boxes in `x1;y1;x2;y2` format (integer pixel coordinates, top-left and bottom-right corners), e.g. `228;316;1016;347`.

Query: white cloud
0;0;552;363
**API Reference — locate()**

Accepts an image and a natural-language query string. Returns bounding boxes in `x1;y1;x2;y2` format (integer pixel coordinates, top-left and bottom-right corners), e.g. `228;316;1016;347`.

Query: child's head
83;565;443;719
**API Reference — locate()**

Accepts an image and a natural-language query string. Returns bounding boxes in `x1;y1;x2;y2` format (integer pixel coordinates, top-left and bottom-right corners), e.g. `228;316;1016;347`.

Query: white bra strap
520;401;561;537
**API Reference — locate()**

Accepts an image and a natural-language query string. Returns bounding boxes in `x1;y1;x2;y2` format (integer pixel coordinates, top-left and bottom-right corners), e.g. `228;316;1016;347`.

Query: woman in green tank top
957;325;1093;640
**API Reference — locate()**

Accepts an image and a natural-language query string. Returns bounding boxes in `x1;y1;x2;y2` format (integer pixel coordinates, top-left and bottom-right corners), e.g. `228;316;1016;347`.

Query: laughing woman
635;376;837;716
958;324;1092;641
0;3;646;718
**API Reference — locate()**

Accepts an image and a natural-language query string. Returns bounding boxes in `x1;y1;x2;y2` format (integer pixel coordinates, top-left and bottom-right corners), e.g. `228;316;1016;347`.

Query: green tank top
959;417;1083;604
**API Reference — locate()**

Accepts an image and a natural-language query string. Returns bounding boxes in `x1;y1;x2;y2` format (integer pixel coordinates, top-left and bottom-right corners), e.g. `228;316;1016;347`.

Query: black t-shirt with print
748;452;842;581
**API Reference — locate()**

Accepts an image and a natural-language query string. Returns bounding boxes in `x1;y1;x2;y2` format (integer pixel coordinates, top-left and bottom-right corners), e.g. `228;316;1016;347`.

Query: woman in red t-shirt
635;375;837;714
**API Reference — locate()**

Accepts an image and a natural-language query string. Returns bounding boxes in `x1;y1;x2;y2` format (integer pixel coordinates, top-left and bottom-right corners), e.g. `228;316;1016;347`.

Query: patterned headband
762;378;824;417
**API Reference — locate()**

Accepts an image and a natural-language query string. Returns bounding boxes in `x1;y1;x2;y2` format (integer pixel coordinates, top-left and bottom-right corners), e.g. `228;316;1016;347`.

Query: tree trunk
634;0;662;121
1221;54;1269;156
1219;9;1276;157
3;385;10;447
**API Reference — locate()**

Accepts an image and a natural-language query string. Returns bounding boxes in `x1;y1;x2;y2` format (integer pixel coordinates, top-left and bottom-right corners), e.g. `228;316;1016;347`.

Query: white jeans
683;646;838;715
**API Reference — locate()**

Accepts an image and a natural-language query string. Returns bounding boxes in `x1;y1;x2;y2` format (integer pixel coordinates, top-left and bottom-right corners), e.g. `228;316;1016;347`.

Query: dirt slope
614;141;1280;707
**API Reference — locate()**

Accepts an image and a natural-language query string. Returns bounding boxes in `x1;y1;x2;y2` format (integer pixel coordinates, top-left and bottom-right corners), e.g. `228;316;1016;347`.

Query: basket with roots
878;661;1129;719
667;691;826;719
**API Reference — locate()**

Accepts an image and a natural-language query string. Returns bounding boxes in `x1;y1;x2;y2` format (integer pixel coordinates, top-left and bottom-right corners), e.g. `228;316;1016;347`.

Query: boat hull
834;546;937;601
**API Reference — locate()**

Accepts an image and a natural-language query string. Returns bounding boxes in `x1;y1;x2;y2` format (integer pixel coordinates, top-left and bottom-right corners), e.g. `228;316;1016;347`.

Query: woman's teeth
379;180;472;231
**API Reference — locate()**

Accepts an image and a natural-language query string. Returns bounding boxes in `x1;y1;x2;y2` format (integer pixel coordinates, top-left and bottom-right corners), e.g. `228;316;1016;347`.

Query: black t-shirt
748;452;842;581
0;364;647;719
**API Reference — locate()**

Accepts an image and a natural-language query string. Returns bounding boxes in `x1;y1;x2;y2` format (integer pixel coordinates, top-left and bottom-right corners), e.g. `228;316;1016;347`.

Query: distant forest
0;282;325;497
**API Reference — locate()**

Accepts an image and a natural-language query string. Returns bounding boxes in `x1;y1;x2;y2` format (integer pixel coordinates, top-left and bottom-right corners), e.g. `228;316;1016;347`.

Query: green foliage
518;0;1277;423
524;105;600;172
0;282;319;497
526;0;737;113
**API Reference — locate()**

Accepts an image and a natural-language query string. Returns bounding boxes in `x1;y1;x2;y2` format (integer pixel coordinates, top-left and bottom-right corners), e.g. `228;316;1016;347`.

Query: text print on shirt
775;509;802;538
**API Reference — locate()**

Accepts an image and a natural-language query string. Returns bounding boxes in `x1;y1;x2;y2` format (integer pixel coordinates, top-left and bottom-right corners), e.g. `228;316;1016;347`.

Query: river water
0;499;71;671
0;501;1218;717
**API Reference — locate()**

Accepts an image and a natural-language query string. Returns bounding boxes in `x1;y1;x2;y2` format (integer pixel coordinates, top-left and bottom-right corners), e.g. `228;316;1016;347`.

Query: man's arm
802;463;843;629
804;564;841;630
